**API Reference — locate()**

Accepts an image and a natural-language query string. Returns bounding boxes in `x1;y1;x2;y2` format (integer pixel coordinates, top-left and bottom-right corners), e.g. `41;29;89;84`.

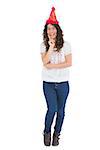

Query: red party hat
46;7;59;24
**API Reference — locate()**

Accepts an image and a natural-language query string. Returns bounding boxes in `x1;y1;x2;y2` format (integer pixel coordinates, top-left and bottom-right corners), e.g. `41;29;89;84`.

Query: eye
53;28;56;32
47;28;51;31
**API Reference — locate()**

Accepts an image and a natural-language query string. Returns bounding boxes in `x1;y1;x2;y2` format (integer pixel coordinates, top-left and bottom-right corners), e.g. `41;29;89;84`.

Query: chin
51;36;56;39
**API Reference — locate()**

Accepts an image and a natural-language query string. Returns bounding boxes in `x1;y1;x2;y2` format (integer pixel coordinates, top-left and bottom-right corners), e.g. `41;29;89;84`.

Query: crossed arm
41;52;72;69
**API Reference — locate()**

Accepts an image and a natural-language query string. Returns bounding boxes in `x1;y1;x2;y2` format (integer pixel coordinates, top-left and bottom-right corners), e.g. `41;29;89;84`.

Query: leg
43;81;58;133
54;81;70;134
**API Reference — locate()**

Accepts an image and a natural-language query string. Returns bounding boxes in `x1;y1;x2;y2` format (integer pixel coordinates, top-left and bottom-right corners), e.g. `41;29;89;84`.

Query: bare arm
44;54;72;69
41;47;53;65
41;39;55;65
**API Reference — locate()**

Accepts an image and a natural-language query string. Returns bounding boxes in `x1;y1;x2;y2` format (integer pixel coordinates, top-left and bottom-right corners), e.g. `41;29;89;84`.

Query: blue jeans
43;81;70;134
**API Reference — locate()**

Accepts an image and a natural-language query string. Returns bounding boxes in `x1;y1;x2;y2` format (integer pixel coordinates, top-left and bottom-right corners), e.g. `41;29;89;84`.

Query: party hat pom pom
52;7;55;11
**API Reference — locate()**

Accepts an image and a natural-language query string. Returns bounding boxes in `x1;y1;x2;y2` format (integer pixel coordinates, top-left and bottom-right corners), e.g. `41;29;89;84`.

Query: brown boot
43;132;51;146
52;131;60;146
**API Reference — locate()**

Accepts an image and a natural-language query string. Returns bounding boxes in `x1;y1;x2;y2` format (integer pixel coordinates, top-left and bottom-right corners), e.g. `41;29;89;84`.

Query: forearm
43;47;53;64
51;61;72;68
44;61;72;69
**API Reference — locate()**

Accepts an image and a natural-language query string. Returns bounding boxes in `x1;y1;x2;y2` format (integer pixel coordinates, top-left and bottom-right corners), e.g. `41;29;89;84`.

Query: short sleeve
40;42;46;53
63;41;71;56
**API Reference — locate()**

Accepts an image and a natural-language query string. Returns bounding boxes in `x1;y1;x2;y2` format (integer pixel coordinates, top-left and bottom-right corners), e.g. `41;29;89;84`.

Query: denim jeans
43;80;70;134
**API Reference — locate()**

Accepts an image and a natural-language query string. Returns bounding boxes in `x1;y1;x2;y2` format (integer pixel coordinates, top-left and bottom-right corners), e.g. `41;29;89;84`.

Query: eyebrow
47;26;55;29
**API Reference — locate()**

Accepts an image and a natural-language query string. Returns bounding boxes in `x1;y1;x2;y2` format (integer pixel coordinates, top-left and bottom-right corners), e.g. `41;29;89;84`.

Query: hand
48;39;55;49
44;63;54;69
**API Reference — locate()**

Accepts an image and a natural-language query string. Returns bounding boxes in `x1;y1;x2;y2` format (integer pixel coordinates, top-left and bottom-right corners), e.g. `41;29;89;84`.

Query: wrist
49;47;53;52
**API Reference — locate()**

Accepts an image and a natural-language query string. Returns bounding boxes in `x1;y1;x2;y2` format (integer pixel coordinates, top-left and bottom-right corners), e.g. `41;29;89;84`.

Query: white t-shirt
40;41;71;83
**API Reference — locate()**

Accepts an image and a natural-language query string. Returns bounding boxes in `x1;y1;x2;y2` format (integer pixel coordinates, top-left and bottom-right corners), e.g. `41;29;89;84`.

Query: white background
0;0;100;150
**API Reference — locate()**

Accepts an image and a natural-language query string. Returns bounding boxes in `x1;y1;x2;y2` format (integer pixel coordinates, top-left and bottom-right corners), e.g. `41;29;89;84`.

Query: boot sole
52;143;59;146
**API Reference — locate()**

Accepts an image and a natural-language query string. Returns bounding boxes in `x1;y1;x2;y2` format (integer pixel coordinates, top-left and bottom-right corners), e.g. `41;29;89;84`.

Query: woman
40;7;72;146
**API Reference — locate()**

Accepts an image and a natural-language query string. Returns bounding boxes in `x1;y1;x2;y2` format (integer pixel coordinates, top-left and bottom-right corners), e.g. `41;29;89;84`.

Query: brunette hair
43;24;64;52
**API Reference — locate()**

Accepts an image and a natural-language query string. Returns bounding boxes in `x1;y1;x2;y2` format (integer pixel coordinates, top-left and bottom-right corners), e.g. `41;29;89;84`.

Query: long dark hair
43;24;64;52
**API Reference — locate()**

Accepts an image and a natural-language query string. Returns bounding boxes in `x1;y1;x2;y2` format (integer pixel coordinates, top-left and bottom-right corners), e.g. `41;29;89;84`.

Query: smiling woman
40;7;72;147
43;23;64;52
47;24;57;39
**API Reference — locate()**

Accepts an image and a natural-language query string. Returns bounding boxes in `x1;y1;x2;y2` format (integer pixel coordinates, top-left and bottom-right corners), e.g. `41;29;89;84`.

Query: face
47;24;57;40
